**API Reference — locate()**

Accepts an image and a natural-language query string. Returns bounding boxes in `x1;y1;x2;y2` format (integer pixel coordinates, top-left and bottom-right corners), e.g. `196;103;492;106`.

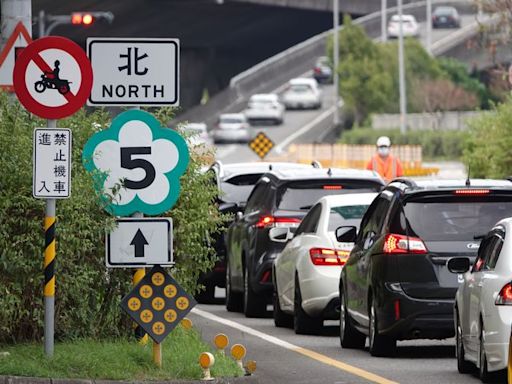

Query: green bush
0;94;223;343
463;97;512;178
340;127;466;160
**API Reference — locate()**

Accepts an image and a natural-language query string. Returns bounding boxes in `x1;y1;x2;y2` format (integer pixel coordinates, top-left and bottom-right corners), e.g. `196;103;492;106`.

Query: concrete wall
372;111;482;131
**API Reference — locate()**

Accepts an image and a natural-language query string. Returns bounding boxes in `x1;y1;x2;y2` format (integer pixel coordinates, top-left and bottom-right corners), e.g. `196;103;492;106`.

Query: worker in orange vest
366;136;404;183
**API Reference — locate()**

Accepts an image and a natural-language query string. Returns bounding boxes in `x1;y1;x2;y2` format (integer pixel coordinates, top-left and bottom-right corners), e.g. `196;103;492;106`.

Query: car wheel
294;275;322;335
273;288;293;328
275;118;283;126
225;262;243;312
368;297;396;357
479;324;491;383
339;288;366;349
243;263;267;318
195;282;215;304
456;310;474;373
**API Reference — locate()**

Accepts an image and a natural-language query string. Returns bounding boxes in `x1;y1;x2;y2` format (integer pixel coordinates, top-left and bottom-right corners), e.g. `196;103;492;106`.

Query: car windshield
434;7;455;15
392;196;512;241
219;173;263;203
289;84;312;93
328;205;369;231
277;181;382;211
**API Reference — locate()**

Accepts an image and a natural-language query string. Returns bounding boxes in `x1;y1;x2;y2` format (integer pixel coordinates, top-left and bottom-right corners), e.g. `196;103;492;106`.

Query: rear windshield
328;205;369;231
219;174;262;203
277;181;381;211
391;195;512;241
289;84;312;93
220;117;244;124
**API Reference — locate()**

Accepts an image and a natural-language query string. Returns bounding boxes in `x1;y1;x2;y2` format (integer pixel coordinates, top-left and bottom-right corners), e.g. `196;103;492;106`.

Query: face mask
377;146;390;157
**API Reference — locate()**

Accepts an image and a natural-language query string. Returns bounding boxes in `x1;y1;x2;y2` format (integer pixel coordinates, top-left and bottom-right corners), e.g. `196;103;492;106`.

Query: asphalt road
189;296;504;384
214;15;477;164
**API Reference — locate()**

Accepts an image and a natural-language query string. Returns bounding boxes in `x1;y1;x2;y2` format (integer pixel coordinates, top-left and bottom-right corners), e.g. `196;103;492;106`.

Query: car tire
479;324;491;383
243;263;267;318
339;288;366;349
273;290;293;328
225;262;243;312
368;298;396;357
455;310;474;374
294;275;322;335
275;118;283;126
195;282;215;304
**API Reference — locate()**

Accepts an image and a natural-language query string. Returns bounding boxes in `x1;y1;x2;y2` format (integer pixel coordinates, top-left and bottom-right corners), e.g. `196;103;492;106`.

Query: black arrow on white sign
130;229;149;258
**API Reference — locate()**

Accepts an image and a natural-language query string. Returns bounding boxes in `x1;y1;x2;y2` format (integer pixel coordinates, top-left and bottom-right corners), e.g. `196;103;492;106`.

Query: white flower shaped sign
83;110;189;216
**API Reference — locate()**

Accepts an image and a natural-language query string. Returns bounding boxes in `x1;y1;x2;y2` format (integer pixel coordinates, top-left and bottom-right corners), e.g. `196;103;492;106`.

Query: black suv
338;178;512;356
196;161;318;303
225;168;384;317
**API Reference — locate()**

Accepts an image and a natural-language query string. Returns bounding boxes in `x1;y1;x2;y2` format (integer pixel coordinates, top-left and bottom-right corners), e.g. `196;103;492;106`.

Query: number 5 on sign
82;110;189;216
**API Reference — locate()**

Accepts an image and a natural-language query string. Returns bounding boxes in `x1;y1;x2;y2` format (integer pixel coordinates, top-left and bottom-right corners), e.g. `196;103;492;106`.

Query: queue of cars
198;158;512;380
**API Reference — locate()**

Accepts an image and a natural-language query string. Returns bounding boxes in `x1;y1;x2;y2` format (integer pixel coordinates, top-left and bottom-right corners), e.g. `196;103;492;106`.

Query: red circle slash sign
13;36;93;119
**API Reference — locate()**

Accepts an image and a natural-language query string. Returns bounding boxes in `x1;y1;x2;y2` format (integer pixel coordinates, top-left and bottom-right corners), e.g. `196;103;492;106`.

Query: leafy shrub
340;127;466;160
0;94;223;343
464;97;512;178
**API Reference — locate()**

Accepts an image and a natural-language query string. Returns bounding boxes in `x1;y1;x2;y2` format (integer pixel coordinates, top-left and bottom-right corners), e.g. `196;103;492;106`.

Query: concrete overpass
232;0;466;15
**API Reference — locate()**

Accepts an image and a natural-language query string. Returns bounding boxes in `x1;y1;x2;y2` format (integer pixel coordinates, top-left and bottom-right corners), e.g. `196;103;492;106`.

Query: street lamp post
333;0;340;127
381;0;387;42
398;0;407;134
426;0;432;53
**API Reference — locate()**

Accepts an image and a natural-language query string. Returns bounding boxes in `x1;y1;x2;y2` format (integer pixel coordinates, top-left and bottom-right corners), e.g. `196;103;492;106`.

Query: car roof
219;113;245;119
249;93;278;101
290;78;317;85
388;178;512;193
213;162;314;180
434;6;457;13
391;14;416;21
319;192;378;207
262;167;384;183
183;122;207;130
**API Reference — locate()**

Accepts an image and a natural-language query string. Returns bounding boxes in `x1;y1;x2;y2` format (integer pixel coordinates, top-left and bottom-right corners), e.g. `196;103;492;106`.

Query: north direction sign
87;38;179;106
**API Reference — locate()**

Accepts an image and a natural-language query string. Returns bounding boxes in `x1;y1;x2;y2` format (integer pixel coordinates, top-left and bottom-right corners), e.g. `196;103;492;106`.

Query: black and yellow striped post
44;201;56;356
133;267;148;345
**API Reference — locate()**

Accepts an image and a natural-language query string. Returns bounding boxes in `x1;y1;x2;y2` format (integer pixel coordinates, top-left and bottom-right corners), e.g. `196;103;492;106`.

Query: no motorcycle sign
13;36;93;119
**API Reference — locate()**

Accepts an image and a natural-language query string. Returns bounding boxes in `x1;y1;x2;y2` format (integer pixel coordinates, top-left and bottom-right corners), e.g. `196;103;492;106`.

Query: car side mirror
447;257;471;274
336;226;357;243
236;211;243;222
269;227;293;243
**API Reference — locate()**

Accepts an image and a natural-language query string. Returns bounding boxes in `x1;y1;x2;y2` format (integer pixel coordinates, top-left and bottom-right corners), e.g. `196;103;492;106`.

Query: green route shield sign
83;109;189;216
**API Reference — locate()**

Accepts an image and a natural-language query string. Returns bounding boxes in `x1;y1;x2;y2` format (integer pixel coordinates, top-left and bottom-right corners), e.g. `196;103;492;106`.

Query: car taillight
495;283;512;305
383;234;427;254
255;215;301;229
314;67;322;74
309;248;349;266
453;189;490;196
323;185;343;190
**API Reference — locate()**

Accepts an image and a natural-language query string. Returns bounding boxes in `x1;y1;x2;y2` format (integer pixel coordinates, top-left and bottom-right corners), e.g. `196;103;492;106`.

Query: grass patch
0;326;243;381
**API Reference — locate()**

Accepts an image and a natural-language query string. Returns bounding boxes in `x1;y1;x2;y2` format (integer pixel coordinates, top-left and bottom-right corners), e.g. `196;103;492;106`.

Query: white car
212;113;251;144
272;193;377;334
450;217;512;381
282;78;322;110
182;122;212;147
387;14;420;38
244;93;284;125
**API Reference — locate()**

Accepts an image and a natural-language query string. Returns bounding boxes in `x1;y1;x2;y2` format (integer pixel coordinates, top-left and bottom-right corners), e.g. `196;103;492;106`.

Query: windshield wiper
299;205;313;210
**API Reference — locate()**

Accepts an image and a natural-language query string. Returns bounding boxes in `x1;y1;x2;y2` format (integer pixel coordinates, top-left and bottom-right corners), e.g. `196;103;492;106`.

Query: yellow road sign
249;132;274;159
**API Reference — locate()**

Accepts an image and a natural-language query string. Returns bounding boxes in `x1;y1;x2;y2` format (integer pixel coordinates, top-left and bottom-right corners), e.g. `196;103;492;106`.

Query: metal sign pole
44;118;57;357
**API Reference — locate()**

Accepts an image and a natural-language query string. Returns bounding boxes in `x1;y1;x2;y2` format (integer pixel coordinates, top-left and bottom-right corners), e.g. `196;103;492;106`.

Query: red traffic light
71;12;95;25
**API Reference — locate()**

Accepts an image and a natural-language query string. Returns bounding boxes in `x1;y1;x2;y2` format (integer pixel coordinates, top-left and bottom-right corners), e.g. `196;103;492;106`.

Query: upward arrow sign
130;229;148;258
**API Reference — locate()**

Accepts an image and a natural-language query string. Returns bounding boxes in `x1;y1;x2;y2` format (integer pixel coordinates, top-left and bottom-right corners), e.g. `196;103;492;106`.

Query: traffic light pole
36;10;114;37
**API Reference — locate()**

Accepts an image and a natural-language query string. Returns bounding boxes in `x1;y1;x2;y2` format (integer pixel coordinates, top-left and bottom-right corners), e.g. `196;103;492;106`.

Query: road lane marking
274;105;336;153
192;308;399;384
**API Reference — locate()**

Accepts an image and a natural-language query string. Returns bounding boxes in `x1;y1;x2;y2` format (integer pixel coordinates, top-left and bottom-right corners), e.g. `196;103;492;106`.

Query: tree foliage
463;96;512;178
0;94;224;343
